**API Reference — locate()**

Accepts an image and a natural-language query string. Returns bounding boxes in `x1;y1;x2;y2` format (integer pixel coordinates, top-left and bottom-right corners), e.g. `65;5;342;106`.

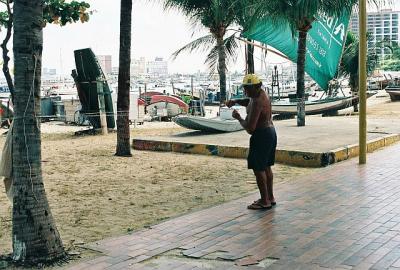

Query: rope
22;54;39;202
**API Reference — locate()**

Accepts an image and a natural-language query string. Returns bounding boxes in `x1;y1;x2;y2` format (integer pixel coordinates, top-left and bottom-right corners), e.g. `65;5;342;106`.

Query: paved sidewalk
69;143;400;270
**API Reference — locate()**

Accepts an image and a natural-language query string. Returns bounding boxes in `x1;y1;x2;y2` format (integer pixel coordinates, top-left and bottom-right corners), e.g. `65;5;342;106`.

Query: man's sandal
247;201;272;210
253;199;277;206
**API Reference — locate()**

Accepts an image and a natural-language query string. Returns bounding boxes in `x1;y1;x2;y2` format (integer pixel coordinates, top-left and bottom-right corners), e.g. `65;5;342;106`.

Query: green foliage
0;0;91;29
339;31;380;89
43;0;91;26
0;11;8;28
164;0;240;72
381;43;400;71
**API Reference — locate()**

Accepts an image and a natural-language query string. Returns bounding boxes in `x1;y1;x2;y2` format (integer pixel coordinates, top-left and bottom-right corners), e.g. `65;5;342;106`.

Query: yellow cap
242;74;261;86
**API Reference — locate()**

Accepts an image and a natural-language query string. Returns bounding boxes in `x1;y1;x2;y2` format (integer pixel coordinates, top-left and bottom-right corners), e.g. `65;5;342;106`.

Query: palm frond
171;34;215;60
205;33;238;74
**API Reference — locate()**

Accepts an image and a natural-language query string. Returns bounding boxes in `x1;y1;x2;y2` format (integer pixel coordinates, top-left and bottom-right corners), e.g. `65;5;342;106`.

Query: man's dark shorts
248;127;277;171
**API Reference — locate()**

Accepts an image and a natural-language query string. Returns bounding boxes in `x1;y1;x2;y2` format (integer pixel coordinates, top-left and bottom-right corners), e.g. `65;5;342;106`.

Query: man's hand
232;109;242;120
225;100;236;108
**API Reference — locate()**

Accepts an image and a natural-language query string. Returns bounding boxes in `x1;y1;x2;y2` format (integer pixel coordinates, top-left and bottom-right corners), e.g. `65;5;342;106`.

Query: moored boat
271;92;377;115
173;106;246;132
173;116;243;132
385;79;400;101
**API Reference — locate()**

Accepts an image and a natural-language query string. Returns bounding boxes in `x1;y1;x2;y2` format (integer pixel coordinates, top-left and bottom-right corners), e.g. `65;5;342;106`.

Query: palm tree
164;0;239;103
340;31;380;112
115;0;133;157
232;0;261;74
381;41;400;71
262;0;357;126
12;0;65;263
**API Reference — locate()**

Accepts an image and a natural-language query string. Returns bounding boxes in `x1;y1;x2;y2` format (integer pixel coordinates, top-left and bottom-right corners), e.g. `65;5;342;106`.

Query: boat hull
73;48;115;129
271;94;374;115
385;87;400;101
173;116;243;132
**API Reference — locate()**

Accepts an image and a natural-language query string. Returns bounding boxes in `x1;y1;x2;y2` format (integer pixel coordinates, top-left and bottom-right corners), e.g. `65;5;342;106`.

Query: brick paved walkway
69;143;400;270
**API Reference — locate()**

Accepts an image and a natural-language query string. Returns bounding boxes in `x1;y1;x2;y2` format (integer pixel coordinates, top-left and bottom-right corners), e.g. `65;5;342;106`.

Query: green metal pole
359;0;367;164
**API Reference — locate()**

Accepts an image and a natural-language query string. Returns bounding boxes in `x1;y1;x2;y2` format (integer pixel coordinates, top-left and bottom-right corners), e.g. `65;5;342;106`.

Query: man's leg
265;167;275;204
253;170;271;206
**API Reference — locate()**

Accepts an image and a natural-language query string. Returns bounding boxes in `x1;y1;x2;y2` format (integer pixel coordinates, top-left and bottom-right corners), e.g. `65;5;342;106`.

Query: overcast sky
1;1;400;76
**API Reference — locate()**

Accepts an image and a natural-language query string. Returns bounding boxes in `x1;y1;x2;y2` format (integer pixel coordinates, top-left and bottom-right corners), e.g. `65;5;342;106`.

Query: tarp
243;11;350;90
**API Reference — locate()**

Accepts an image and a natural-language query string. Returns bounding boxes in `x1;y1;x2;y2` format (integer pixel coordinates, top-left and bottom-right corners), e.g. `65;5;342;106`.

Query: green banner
243;11;350;90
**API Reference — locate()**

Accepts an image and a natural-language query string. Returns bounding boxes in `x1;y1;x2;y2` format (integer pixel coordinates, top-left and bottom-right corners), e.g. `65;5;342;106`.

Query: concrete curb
132;134;400;167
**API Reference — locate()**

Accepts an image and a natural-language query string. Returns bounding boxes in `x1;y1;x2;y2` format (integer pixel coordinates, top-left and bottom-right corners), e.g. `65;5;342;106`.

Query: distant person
226;74;277;210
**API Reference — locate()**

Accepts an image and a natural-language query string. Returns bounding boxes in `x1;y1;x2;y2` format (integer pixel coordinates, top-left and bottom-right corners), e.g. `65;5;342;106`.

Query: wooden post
144;83;147;114
191;75;194;99
96;79;108;135
171;80;176;95
359;0;367;164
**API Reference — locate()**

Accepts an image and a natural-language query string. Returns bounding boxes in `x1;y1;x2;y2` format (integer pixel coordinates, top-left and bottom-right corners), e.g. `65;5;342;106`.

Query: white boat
173;116;244;132
271;92;376;115
173;106;246;132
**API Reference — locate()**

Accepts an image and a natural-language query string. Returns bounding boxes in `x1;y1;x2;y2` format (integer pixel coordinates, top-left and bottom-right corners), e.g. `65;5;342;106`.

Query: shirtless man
226;74;277;209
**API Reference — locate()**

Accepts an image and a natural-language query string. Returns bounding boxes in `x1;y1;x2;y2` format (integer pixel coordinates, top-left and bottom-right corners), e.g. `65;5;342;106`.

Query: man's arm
226;98;250;107
237;100;261;134
234;98;250;107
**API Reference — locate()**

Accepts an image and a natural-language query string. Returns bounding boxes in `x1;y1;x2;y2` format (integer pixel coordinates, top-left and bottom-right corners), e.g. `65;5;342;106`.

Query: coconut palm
115;0;133;157
164;0;240;103
232;0;261;74
12;0;65;263
259;0;357;126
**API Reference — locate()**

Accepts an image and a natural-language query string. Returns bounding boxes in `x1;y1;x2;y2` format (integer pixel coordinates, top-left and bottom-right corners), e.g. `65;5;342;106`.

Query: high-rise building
147;57;168;75
97;55;112;74
350;9;400;58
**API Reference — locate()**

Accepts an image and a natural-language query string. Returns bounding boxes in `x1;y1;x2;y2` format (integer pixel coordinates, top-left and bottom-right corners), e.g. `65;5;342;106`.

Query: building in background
43;67;57;76
147;57;168;76
350;9;400;58
131;57;147;75
97;55;112;74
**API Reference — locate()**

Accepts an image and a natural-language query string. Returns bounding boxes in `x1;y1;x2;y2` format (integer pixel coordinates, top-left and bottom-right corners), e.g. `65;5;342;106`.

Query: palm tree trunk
246;39;255;74
12;0;65;263
115;0;132;157
296;30;307;127
217;36;227;103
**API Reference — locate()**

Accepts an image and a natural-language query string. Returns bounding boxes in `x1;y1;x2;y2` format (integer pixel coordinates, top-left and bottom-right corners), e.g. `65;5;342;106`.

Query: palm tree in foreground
116;0;133;156
164;0;239;103
12;0;65;263
264;0;356;126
